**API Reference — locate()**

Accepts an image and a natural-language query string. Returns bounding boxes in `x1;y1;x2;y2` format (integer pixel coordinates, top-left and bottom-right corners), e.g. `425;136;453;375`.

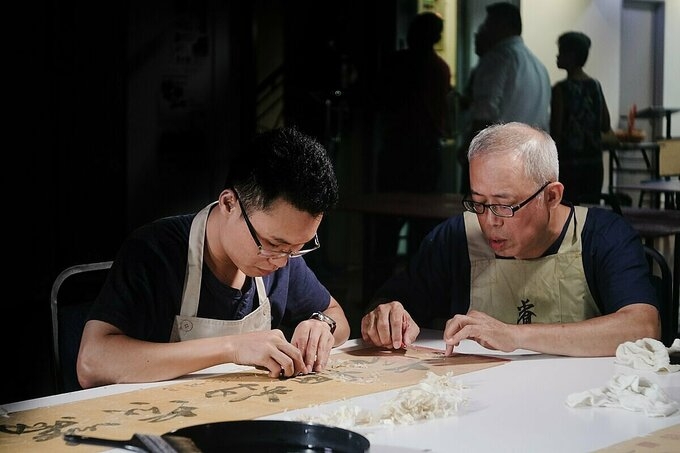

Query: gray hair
468;122;559;184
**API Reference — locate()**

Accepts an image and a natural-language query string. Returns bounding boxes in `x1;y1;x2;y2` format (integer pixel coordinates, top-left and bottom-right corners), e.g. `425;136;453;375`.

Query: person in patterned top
550;31;613;204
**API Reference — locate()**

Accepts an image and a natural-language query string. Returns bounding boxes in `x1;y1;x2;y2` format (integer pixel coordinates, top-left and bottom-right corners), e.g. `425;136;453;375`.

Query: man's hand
361;301;420;349
231;329;307;378
291;319;335;373
443;310;518;355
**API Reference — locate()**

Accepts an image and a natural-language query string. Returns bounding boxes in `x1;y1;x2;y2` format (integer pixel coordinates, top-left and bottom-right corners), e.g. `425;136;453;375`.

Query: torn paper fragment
566;374;679;417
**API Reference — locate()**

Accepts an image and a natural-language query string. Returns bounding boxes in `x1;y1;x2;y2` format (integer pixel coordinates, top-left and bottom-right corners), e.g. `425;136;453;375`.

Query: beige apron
464;206;600;324
170;201;272;342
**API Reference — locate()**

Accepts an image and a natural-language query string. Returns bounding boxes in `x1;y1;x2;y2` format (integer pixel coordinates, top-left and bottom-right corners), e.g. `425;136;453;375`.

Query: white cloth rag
566;374;679;417
615;337;680;372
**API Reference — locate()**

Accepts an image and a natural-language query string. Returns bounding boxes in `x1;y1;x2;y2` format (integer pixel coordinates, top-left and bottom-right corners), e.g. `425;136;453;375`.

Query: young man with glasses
77;127;349;389
361;122;660;357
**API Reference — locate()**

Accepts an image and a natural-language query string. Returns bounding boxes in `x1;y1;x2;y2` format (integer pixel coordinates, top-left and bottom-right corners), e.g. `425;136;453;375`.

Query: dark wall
8;0;399;406
9;0;256;405
12;0;129;405
282;0;393;192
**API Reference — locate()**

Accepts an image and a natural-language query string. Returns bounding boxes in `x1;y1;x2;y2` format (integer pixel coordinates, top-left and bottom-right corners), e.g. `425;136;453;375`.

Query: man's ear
545;182;564;207
218;189;237;212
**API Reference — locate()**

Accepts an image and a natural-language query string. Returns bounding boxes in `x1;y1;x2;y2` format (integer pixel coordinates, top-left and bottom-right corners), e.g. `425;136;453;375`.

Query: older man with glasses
362;122;660;357
77;127;349;389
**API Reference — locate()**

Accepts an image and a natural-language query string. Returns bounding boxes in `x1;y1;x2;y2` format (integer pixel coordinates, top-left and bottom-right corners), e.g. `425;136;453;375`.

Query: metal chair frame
643;245;676;346
50;261;113;393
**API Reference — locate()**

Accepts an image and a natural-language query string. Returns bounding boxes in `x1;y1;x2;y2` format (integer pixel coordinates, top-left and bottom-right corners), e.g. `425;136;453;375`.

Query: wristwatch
309;311;336;334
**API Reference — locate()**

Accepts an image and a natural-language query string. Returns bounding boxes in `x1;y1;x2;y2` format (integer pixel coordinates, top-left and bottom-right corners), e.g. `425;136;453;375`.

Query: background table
604;140;680;208
338;192;464;299
616;179;679;209
339;192;464;220
604;141;661;206
605;141;660;178
635;106;679;140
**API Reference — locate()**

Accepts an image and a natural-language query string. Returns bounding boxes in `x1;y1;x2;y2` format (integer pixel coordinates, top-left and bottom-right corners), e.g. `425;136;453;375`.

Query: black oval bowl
168;420;370;453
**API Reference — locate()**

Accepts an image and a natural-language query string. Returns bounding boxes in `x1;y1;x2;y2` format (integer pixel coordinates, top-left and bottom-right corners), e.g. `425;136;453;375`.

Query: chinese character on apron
463;205;600;324
170;201;272;342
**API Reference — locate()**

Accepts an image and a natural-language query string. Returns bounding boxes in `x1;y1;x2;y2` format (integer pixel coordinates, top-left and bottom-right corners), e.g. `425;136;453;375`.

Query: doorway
619;0;665;139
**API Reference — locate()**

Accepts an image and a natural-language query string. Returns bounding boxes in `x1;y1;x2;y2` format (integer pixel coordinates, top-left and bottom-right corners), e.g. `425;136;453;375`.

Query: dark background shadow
10;0;407;405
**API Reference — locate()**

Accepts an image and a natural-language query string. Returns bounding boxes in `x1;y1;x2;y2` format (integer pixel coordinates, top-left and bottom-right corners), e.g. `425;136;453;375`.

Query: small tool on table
64;433;202;452
279;369;317;380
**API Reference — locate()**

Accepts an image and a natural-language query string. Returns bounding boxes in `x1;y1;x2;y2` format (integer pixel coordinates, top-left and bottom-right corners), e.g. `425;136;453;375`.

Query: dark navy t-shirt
88;213;331;342
373;205;659;327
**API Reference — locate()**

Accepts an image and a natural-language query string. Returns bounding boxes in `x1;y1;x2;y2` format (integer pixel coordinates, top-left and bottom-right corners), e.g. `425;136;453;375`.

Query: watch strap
309;311;336;334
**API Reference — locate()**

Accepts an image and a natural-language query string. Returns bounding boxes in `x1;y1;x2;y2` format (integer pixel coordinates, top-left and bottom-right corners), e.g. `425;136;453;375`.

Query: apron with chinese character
464;206;599;324
170;201;271;341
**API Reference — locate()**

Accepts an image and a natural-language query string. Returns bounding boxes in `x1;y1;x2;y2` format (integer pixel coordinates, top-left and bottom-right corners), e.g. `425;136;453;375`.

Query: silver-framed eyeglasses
462;182;551;218
237;196;320;259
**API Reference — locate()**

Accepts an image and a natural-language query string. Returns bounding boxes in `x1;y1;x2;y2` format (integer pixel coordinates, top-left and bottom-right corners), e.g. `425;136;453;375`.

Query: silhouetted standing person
458;2;551;194
550;31;612;204
456;19;492;194
372;11;451;297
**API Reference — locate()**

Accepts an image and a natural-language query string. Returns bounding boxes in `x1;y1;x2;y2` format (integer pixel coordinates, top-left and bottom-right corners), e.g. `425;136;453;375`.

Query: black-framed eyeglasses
236;195;320;259
462;182;551;218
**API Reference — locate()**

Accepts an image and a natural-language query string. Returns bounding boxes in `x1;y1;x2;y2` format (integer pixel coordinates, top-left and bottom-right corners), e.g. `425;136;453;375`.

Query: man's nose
483;209;503;225
268;255;290;264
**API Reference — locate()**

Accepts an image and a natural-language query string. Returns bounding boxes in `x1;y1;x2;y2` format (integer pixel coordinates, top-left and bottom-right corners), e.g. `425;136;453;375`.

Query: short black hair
407;12;444;49
487;2;522;35
224;126;339;215
558;31;591;67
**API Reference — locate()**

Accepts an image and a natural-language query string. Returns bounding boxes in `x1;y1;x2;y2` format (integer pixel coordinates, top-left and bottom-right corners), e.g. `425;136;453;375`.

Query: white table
3;330;680;453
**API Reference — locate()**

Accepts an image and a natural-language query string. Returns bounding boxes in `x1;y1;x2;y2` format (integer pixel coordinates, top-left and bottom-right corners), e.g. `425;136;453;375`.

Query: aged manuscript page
1;346;506;452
